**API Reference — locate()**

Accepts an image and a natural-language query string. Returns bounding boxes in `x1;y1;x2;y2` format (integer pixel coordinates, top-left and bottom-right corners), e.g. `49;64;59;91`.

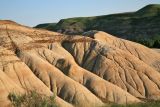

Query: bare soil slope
0;20;160;106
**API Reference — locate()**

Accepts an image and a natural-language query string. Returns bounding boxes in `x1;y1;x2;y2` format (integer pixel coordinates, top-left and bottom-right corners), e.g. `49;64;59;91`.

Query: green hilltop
35;4;160;48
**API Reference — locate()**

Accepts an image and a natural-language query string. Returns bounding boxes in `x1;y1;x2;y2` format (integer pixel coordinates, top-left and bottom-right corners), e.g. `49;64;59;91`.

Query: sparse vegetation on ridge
8;91;58;107
104;100;160;107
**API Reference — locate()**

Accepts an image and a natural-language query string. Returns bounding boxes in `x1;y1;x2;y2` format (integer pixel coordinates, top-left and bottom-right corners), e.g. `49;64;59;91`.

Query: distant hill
35;4;160;48
35;23;57;30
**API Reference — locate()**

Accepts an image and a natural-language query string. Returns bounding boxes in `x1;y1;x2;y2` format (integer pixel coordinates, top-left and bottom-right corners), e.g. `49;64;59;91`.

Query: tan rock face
0;20;160;106
83;31;160;72
153;49;160;53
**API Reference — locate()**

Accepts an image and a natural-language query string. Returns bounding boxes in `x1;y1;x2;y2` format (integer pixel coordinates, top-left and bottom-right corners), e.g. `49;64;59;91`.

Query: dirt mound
1;20;160;106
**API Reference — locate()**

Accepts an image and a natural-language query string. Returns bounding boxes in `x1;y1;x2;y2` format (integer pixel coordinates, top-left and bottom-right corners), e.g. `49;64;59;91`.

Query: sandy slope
0;20;160;106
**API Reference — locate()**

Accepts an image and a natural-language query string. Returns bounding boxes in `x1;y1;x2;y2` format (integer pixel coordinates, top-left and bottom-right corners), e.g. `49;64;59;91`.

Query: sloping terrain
35;23;57;30
153;49;160;53
0;20;160;106
35;4;160;48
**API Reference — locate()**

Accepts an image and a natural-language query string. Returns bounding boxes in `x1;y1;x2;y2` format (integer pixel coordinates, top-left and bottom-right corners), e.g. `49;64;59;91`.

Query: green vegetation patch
8;91;57;107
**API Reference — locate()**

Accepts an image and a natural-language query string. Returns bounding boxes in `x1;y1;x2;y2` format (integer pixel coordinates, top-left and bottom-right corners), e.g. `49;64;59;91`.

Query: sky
0;0;160;26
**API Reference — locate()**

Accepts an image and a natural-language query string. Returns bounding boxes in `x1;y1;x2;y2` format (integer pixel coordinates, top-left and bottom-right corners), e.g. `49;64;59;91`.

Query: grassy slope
35;23;57;30
35;4;160;48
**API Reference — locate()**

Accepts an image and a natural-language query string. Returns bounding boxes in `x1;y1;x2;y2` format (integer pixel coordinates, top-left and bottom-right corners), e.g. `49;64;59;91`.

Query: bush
138;39;155;47
153;40;160;48
8;91;58;107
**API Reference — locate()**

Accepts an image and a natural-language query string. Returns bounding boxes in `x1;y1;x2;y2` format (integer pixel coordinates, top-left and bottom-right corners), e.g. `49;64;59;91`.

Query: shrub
8;91;57;107
153;40;160;48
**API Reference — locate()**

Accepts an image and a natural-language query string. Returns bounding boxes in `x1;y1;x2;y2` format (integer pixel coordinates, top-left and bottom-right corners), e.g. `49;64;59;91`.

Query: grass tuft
8;91;58;107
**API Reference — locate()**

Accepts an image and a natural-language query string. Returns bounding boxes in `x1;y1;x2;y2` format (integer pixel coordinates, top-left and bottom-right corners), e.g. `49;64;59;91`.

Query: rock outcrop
0;20;160;106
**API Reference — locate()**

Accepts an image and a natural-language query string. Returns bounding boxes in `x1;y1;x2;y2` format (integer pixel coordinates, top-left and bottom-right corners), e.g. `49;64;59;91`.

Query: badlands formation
0;20;160;107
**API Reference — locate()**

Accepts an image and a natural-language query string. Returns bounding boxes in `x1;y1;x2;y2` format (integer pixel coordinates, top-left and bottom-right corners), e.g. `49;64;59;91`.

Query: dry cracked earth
0;20;160;107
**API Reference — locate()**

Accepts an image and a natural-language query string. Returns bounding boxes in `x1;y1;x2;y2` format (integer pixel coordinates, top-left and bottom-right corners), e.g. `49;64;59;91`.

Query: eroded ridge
0;20;160;106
